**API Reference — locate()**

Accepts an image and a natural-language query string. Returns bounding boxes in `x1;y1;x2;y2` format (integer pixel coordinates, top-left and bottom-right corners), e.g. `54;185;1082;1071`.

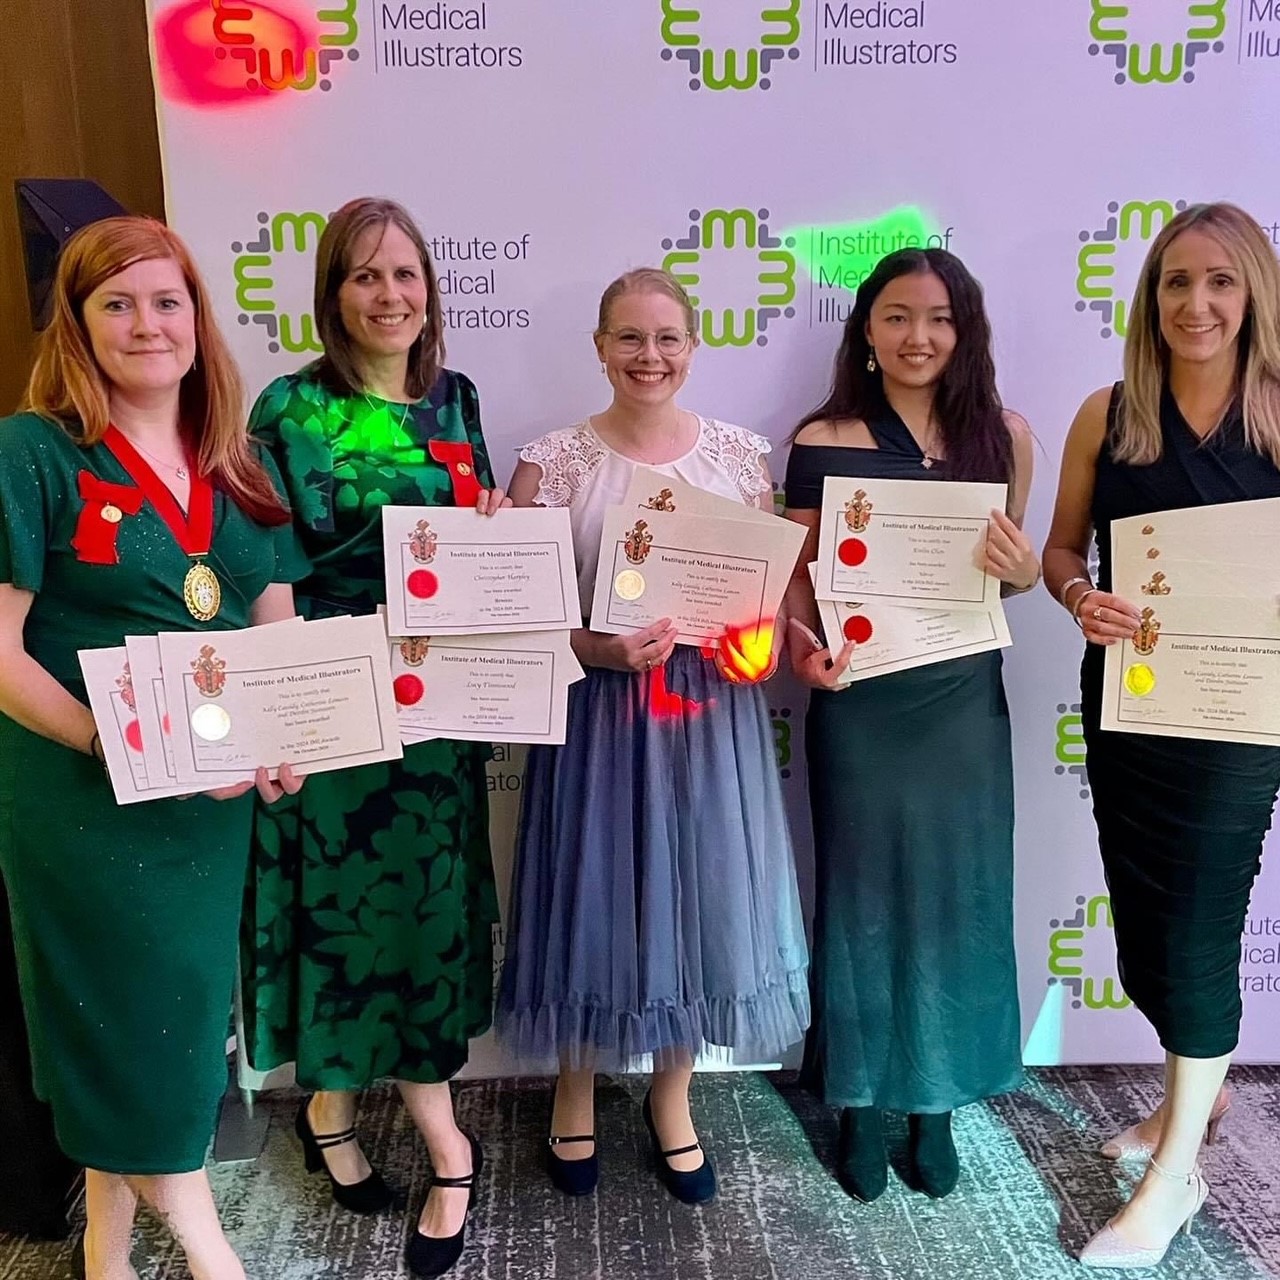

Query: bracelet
88;732;106;769
1057;575;1093;608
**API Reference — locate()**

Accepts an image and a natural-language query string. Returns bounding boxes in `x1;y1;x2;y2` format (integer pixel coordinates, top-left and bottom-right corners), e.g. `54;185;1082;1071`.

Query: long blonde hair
1117;202;1280;467
23;215;288;525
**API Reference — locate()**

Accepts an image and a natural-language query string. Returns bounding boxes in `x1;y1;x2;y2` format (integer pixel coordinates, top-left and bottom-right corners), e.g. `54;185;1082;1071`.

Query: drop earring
600;362;607;376
866;352;877;373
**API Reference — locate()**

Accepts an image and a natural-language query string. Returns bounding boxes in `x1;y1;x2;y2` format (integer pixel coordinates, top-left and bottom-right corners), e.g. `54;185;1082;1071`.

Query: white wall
149;0;1280;1068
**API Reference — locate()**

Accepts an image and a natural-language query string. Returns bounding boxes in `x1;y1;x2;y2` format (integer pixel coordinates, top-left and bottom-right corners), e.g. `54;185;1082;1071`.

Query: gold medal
101;503;123;524
614;569;646;601
1124;663;1156;697
183;561;222;622
457;462;472;476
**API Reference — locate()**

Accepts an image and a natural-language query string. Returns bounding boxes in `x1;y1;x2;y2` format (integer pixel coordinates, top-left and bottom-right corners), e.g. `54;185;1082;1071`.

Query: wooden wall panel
0;0;164;414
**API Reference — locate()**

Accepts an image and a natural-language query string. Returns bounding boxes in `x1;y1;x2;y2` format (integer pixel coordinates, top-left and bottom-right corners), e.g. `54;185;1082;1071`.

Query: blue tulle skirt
495;646;810;1070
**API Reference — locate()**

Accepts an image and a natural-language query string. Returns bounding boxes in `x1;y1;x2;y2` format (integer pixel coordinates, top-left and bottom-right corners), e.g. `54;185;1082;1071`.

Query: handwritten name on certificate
814;476;1005;610
1102;597;1280;746
159;614;403;786
391;632;583;745
589;505;805;646
382;506;577;637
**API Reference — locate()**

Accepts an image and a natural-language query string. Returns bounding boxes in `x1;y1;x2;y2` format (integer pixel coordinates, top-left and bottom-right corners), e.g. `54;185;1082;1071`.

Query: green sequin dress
242;365;499;1088
0;412;306;1173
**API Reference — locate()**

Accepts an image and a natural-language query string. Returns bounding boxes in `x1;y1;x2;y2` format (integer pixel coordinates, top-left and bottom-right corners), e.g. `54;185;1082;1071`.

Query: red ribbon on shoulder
71;471;145;565
427;439;482;508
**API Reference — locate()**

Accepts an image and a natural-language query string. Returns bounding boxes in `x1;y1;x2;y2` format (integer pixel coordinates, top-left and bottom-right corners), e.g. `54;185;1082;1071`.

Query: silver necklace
128;434;188;480
363;392;412;430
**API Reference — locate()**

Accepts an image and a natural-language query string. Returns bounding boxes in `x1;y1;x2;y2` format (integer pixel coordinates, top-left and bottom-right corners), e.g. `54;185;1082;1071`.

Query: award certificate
78;646;192;804
382;506;578;637
588;505;806;646
159;614;403;786
813;476;1006;610
391;630;584;745
1101;596;1280;745
811;567;1010;685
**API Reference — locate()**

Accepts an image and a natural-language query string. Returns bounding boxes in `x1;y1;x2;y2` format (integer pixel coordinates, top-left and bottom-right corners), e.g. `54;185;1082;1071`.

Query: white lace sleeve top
518;416;774;617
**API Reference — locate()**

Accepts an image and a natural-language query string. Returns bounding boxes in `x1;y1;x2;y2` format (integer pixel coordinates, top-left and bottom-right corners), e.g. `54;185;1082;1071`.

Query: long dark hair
794;248;1012;484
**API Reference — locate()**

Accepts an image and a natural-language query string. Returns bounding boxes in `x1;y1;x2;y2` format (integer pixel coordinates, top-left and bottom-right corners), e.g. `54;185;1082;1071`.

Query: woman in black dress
1044;202;1280;1268
785;249;1038;1202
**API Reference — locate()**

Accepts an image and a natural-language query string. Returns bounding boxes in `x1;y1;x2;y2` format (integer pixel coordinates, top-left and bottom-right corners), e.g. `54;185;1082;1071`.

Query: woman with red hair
0;216;307;1280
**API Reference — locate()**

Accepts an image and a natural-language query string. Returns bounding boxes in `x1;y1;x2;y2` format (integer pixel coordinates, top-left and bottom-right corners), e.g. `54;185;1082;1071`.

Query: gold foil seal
1124;663;1156;698
614;569;646;601
190;704;232;742
101;504;123;524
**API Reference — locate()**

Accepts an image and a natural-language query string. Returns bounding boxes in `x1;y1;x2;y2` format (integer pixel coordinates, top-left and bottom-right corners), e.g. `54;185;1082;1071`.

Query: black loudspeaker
15;178;129;330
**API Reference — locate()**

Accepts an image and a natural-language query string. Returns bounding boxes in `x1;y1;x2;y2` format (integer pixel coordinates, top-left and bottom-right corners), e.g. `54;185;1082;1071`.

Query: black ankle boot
907;1112;959;1198
836;1106;887;1203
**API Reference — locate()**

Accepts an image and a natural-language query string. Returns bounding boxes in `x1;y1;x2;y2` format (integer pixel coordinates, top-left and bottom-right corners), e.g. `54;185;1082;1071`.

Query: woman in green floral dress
243;199;504;1280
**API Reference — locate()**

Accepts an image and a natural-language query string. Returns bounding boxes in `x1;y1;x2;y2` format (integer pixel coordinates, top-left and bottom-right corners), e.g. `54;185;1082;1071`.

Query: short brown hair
23;215;287;525
594;267;696;339
313;197;445;400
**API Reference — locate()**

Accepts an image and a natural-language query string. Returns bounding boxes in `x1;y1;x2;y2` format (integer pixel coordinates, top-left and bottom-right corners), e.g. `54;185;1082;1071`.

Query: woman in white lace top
494;268;809;1206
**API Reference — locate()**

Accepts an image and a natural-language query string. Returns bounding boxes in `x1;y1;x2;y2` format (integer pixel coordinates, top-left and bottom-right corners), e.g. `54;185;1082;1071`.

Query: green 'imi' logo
660;1;802;90
233;211;328;354
1088;1;1227;85
1076;199;1187;340
662;207;797;347
1055;701;1089;799
212;1;359;93
1048;895;1132;1011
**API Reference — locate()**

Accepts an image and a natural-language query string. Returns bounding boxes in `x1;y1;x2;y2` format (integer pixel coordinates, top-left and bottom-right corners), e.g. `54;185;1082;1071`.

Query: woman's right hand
579;618;679;673
787;619;855;690
1076;590;1143;646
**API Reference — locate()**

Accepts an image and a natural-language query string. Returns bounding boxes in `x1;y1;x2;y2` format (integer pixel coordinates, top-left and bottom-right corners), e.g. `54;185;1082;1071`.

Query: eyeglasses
603;327;692;356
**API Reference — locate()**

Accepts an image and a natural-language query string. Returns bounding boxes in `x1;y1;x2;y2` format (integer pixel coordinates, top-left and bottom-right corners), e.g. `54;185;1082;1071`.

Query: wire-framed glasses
603;327;692;356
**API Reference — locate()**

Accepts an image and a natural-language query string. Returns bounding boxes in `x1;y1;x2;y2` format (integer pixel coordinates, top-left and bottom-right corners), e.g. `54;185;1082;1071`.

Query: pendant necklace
363;391;412;431
127;434;189;481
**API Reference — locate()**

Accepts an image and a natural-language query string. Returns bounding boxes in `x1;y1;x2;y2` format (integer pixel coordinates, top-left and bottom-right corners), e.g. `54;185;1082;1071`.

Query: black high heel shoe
545;1132;599;1196
642;1090;716;1205
907;1111;959;1199
405;1133;483;1279
295;1096;398;1215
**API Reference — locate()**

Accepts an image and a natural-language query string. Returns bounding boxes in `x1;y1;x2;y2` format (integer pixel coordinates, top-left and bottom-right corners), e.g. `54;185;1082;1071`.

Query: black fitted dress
1082;384;1280;1058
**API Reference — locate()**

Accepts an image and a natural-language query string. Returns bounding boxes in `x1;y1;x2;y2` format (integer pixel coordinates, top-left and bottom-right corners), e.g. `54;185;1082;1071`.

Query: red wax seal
843;615;874;645
838;538;868;567
394;674;425;706
124;719;144;752
407;569;439;599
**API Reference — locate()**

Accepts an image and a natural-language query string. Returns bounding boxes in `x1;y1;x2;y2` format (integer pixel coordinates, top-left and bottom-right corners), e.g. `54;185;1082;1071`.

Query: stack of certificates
1102;497;1280;745
811;476;1012;683
381;506;585;745
79;613;403;805
588;467;806;652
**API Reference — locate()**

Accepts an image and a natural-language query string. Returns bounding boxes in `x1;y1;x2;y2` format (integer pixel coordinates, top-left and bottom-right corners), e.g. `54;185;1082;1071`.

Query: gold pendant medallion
183;561;221;622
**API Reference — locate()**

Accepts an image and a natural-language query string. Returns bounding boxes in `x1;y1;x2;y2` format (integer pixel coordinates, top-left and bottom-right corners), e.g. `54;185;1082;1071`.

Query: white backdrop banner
146;0;1280;1068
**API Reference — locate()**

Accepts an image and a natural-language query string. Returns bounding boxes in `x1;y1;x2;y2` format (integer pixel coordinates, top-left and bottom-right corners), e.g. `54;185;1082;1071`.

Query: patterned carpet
3;1067;1279;1280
